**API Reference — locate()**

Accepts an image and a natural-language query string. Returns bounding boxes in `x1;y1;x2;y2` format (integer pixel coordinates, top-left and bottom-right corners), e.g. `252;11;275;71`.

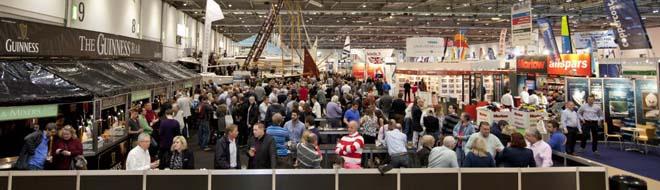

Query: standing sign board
511;0;533;46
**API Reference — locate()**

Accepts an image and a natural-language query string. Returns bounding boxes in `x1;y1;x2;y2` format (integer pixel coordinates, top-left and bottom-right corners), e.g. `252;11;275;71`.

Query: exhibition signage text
516;56;548;74
405;37;445;57
511;0;533;46
0;17;162;59
548;54;592;76
603;0;652;50
0;104;58;121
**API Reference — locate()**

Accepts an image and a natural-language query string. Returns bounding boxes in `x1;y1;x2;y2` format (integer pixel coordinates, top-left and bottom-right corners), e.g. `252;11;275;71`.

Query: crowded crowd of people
16;73;573;171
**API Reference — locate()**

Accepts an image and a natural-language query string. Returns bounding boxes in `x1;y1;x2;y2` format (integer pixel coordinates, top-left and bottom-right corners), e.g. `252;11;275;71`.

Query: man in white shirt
464;122;504;158
428;136;459;168
525;128;553;167
561;101;582;155
501;89;514;109
259;98;270;122
520;86;530;104
126;133;159;170
341;82;352;95
528;92;540;106
176;93;192;128
215;125;240;169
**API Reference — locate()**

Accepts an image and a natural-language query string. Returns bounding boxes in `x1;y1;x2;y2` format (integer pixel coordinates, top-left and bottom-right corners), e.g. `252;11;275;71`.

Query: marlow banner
516;55;549;74
604;0;652;50
0;17;162;59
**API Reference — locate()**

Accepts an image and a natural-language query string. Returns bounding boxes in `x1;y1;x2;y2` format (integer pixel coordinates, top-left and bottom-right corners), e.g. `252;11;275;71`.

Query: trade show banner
561;16;573;54
352;63;384;80
548;54;592;76
516;56;548;74
0;17;162;59
511;0;533;46
498;28;507;56
634;80;658;124
603;0;652;50
537;18;560;62
365;49;394;65
405;37;445;57
573;30;618;49
566;77;589;107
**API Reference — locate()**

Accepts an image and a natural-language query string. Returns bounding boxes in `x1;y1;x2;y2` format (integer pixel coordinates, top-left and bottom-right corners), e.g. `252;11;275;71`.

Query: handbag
70;155;87;170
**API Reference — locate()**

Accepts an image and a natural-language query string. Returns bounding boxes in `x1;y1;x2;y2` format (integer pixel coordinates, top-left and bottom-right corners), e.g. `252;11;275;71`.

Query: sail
303;48;319;77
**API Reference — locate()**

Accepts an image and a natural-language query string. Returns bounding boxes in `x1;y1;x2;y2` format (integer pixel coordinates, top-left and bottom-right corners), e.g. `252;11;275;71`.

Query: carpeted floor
187;129;249;169
575;142;660;181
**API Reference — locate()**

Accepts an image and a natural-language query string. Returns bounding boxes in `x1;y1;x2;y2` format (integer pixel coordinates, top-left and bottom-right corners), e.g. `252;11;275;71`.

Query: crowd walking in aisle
16;72;604;171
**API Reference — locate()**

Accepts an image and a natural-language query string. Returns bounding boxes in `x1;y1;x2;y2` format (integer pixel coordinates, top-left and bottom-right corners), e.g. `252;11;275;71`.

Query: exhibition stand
0;18;201;169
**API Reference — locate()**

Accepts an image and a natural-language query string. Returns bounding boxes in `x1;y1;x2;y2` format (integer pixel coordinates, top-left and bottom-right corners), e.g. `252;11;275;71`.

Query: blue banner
537;18;561;62
604;0;652;50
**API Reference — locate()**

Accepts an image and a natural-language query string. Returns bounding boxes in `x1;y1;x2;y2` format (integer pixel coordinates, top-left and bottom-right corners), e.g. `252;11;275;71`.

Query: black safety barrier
0;167;608;190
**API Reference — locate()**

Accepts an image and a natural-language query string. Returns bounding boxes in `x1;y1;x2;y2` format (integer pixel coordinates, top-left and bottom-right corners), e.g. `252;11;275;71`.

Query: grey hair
270;96;278;103
331;95;339;103
525;128;542;140
443;136;456;148
138;133;151;142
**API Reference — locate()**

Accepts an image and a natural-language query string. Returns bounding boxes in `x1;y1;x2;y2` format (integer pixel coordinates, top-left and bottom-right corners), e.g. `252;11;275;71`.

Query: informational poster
598;64;622;77
573;30;618;49
590;78;604;108
548;54;592;76
603;78;633;120
511;0;533;46
405;37;445;57
566;78;589;107
634;80;658;124
604;0;652;50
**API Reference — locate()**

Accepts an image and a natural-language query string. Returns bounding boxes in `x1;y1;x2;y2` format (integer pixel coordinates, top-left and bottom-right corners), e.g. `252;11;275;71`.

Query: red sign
548;54;592;76
516;56;549;74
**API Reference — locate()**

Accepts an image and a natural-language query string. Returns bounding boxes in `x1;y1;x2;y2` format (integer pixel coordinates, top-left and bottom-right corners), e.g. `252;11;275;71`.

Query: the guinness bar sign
0;17;162;59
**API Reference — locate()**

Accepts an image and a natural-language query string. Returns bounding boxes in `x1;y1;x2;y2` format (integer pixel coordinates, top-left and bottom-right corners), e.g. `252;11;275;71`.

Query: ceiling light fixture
228;4;232;7
408;6;413;9
446;7;451;10
488;7;493;10
362;4;367;8
654;10;659;13
194;11;198;14
183;3;187;6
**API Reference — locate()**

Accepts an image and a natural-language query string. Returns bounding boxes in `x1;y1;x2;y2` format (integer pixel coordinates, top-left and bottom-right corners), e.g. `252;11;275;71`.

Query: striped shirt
295;143;322;168
266;126;290;157
335;132;364;165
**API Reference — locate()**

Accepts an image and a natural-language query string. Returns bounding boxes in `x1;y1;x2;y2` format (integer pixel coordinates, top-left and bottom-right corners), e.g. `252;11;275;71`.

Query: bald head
348;121;359;134
443;136;457;149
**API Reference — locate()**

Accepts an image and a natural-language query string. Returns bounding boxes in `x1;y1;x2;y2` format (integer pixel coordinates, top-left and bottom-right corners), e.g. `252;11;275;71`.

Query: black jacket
246;103;260;126
416;146;432;168
412;105;423;132
15;130;45;170
214;136;241;169
265;104;286;126
423;115;440;133
160;149;195;169
247;134;277;169
391;99;407;115
497;147;536;167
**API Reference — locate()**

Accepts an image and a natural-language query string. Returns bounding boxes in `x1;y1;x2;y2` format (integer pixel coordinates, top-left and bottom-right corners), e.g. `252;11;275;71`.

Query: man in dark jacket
247;123;277;169
391;93;407;124
265;96;286;126
215;125;241;169
377;93;393;119
16;123;58;170
412;99;424;146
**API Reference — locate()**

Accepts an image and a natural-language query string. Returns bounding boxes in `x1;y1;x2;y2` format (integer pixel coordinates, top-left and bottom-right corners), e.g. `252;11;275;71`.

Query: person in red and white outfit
335;121;365;169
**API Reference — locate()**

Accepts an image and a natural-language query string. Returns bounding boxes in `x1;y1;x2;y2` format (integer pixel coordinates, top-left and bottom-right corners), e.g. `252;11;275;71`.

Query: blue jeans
456;147;465;166
198;122;210;149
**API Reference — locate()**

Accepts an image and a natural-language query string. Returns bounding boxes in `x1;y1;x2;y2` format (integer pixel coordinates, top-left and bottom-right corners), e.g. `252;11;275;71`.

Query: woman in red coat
51;125;83;170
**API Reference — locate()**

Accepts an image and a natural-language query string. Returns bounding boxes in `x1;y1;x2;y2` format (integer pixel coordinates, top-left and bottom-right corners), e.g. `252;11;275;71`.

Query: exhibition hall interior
1;0;660;189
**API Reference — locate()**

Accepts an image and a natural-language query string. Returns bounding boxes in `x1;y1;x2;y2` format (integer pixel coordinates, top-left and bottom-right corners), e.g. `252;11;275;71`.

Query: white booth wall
0;0;66;24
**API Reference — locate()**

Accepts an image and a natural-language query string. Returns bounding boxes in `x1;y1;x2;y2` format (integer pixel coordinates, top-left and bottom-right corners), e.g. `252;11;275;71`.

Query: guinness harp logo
18;23;28;40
